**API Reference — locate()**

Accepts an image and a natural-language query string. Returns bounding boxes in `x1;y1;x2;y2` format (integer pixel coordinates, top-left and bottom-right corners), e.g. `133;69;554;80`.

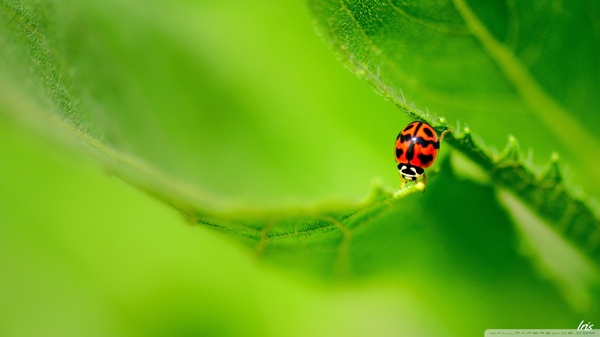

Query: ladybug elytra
395;121;448;191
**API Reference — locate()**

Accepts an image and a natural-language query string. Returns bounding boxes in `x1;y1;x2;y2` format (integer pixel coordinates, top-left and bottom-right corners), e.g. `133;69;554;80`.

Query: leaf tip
455;126;478;149
497;134;520;163
540;152;563;184
436;116;452;132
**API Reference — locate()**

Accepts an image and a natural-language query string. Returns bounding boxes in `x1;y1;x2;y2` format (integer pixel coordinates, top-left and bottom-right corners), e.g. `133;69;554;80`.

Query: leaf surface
307;0;600;197
1;0;600;335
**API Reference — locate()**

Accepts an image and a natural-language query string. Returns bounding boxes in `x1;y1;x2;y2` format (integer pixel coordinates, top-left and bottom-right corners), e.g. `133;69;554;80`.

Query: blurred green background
1;0;598;336
0;0;406;210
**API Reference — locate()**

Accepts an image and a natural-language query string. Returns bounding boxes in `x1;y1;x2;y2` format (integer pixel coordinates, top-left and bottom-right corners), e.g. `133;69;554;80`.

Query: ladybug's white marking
399;165;424;181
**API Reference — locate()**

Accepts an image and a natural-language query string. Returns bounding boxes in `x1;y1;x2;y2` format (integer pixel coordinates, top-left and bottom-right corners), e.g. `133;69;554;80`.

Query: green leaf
307;0;600;196
1;0;600;335
305;0;600;279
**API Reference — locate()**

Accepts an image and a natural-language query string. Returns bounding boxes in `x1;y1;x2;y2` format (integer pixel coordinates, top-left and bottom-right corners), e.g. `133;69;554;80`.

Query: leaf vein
385;0;469;35
451;0;600;183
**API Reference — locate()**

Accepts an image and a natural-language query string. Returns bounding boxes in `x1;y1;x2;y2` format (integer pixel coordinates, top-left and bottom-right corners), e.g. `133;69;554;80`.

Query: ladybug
394;121;448;191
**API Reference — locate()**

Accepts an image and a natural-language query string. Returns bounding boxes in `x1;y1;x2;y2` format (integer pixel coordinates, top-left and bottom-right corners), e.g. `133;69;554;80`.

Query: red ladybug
395;121;448;191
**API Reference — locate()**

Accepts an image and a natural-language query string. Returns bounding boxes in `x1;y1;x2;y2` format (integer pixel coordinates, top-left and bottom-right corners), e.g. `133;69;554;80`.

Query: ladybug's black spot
418;153;434;165
412;122;424;135
403;123;416;132
423;127;434;138
415;136;440;149
401;134;412;143
406;141;415;160
395;147;404;159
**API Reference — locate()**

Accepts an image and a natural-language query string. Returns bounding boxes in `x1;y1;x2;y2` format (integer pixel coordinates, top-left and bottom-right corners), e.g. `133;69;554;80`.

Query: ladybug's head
397;164;424;181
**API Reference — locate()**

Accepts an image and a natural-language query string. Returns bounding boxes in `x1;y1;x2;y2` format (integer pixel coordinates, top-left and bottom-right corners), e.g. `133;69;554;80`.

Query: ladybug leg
398;172;406;190
421;172;427;193
439;129;450;142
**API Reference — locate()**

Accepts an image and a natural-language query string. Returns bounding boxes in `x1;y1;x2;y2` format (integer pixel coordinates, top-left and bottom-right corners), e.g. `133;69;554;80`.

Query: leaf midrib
451;0;600;180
